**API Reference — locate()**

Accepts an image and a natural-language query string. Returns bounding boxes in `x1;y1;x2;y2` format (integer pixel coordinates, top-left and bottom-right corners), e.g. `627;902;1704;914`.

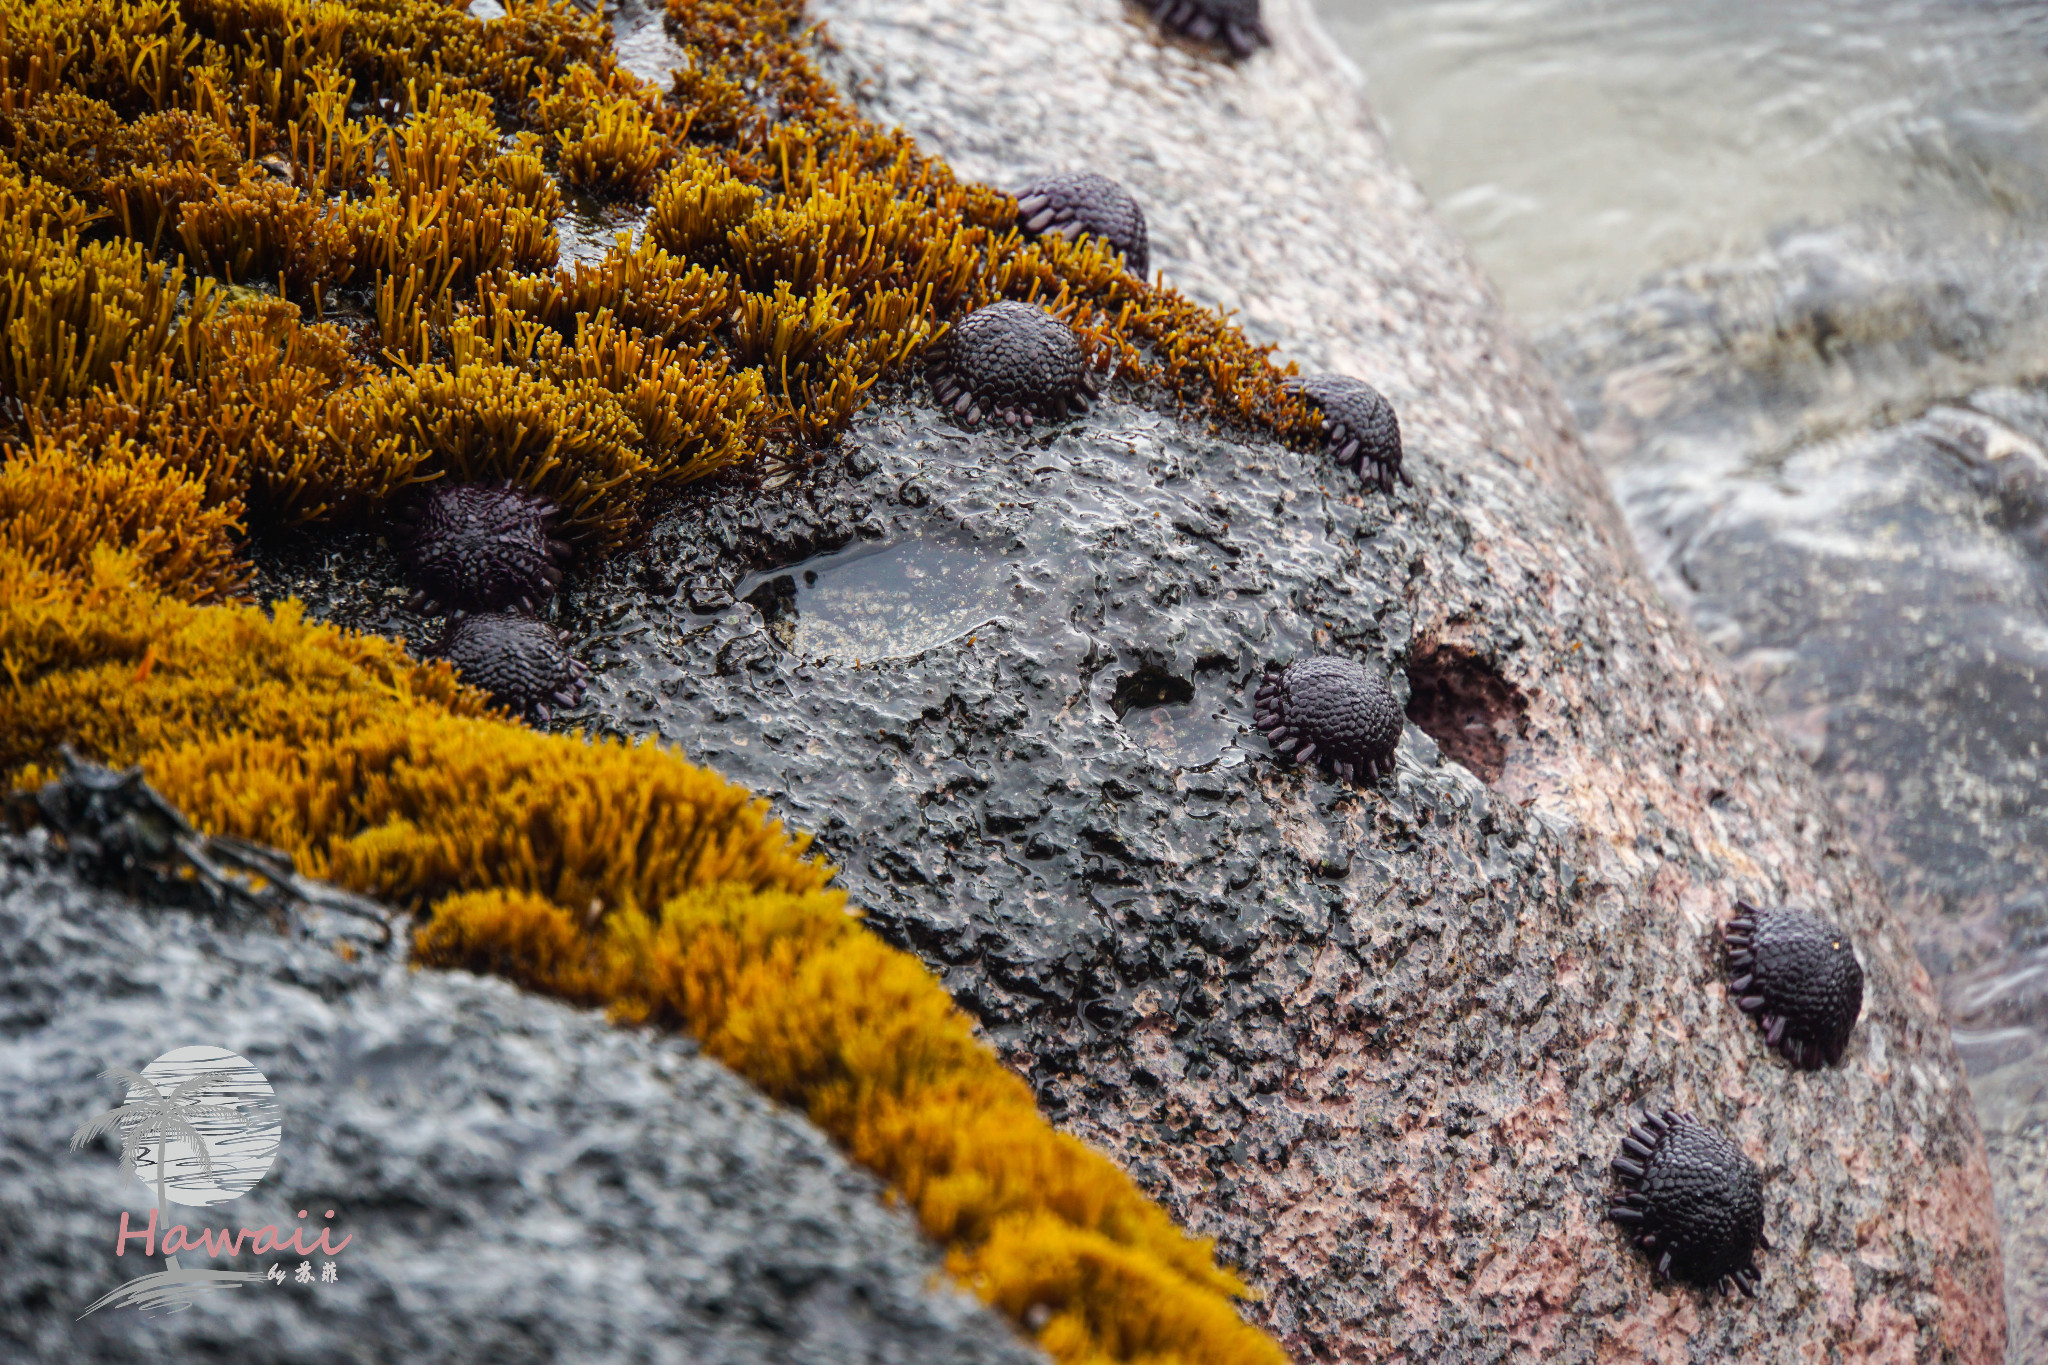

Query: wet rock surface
749;0;1997;1358
242;0;2009;1359
0;839;1042;1365
1546;215;2048;1356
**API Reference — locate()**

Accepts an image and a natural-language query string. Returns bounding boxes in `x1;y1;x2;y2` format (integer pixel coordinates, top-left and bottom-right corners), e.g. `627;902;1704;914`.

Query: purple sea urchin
926;302;1097;429
1252;655;1403;785
1608;1109;1767;1298
1015;172;1151;277
1287;374;1405;494
1139;0;1269;57
438;613;590;722
395;481;570;614
1724;902;1864;1069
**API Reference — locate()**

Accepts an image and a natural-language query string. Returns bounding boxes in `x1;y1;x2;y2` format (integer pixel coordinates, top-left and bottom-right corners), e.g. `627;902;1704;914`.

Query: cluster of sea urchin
1608;1109;1768;1299
926;301;1099;429
966;166;1416;503
1600;903;1865;1301
1252;655;1404;786
394;481;589;722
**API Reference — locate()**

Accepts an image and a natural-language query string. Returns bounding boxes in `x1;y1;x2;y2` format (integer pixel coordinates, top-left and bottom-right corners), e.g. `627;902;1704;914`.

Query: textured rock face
571;0;2006;1357
0;842;1041;1365
1539;218;2048;1358
235;0;2009;1358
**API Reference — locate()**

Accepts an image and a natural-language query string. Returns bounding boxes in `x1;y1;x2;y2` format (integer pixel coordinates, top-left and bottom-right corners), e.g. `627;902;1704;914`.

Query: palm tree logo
72;1067;243;1219
70;1048;280;1315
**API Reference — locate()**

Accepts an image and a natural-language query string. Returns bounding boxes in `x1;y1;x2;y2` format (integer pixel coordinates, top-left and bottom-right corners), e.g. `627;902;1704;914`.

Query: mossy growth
0;0;1308;1359
2;0;1318;560
417;884;1286;1364
0;548;822;910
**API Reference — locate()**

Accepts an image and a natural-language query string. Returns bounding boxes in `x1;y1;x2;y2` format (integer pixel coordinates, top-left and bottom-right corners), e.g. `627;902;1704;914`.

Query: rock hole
743;574;798;650
1111;667;1195;719
1404;641;1527;784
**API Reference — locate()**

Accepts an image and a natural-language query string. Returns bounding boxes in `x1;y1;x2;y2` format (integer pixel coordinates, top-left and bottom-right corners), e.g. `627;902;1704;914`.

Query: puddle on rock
731;537;1005;665
1108;665;1247;771
557;200;647;269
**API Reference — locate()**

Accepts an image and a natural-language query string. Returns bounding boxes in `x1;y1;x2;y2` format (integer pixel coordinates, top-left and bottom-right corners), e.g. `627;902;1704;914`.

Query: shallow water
1318;0;2048;323
730;535;1004;664
1317;0;2048;1348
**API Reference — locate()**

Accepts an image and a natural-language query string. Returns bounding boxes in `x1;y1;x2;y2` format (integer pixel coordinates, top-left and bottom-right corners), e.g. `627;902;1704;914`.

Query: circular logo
123;1046;282;1208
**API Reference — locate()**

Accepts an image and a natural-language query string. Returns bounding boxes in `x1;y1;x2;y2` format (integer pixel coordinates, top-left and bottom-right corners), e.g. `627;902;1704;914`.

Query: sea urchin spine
1608;1109;1768;1299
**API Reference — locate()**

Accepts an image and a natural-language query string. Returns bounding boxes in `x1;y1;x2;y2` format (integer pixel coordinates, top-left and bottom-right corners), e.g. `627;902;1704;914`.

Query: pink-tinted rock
779;0;2008;1357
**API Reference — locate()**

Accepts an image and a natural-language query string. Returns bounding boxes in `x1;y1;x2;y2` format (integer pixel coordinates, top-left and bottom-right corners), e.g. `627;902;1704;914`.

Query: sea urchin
926;302;1097;429
1287;374;1406;494
1252;655;1403;785
395;481;569;614
1608;1109;1768;1298
1015;171;1150;277
1139;0;1269;57
438;612;589;723
1724;902;1864;1069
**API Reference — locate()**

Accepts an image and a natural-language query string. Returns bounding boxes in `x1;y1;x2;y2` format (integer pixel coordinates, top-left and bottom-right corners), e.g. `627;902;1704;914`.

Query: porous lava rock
1015;171;1151;276
254;0;2009;1359
0;842;1044;1365
1725;902;1865;1069
660;0;2001;1358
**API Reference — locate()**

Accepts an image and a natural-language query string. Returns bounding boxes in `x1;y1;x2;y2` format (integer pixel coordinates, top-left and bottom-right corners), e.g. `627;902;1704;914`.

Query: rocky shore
485;0;2003;1355
3;0;2012;1359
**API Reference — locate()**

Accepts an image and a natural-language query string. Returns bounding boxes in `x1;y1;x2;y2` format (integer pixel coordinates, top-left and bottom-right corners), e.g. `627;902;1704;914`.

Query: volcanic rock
0;841;1042;1365
557;0;2000;1357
